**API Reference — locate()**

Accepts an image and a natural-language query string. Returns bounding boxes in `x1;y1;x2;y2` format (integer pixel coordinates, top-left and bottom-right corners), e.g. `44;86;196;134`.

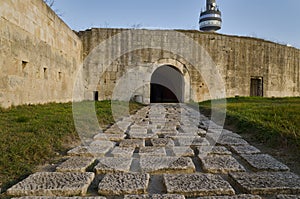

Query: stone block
110;147;135;157
119;139;145;148
67;146;111;157
229;172;300;195
95;157;132;174
176;137;210;147
129;133;158;140
198;155;246;174
216;136;248;146
172;147;194;157
93;133;126;142
12;197;106;199
7;172;95;196
150;138;175;147
230;145;261;154
196;194;262;199
98;173;150;196
139;147;167;156
124;194;185;199
140;156;195;174
56;157;96;172
163;173;235;197
89;140;115;148
240;154;290;171
276;195;300;199
197;146;232;155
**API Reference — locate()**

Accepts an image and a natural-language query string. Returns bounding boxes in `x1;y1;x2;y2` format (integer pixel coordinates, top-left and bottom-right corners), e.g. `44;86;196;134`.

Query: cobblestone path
7;104;300;199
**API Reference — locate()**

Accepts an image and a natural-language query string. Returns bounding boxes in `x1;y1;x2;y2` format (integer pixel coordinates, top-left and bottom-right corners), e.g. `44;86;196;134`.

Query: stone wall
1;0;299;107
78;28;300;103
0;0;82;108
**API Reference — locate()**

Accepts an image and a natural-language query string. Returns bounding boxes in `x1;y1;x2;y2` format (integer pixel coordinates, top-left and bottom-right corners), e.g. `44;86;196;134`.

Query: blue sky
52;0;300;49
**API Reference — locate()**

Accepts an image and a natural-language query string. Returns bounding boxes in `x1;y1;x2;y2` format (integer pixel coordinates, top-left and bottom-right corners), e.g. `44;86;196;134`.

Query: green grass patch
0;100;143;192
198;97;300;153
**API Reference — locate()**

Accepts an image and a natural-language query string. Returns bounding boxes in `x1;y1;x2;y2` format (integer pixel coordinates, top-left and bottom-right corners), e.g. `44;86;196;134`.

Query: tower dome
199;0;222;32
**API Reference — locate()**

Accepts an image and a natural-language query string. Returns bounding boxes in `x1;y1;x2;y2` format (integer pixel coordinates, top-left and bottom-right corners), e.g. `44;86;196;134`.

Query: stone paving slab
229;172;300;195
216;136;249;146
276;195;300;199
89;140;115;148
98;173;150;196
140;156;195;174
139;147;167;156
199;155;246;174
172;147;194;157
56;157;96;172
128;129;148;134
196;194;262;199
119;139;145;148
175;136;210;146
240;154;290;171
229;145;261;154
129;133;159;140
150;138;175;147
110;147;135;157
7;172;95;197
163;173;235;197
12;197;106;199
197;146;232;156
95;157;132;174
93;133;126;142
124;194;185;199
67;146;111;157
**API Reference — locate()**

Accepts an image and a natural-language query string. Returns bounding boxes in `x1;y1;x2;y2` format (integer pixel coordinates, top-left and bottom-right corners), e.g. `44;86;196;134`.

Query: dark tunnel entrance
150;65;184;103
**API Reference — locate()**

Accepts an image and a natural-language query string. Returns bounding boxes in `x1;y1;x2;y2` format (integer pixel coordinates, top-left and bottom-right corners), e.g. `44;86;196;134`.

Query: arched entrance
150;65;184;103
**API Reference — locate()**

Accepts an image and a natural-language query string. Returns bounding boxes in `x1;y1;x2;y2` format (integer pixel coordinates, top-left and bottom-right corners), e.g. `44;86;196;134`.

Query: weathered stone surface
276;195;300;199
110;147;135;157
197;194;262;199
140;156;195;174
230;145;261;154
216;136;248;146
119;139;145;148
98;173;150;195
67;146;110;157
172;147;194;157
124;194;185;199
12;197;106;199
93;133;126;142
90;140;115;148
229;172;300;195
139;147;167;156
7;172;95;196
197;146;232;155
240;154;290;171
175;136;210;146
199;155;246;174
128;128;148;134
56;157;96;172
163;173;235;197
150;138;175;147
95;157;132;174
129;133;158;139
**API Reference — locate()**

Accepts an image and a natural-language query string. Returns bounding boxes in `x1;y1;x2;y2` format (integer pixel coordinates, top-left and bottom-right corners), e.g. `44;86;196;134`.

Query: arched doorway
150;65;184;103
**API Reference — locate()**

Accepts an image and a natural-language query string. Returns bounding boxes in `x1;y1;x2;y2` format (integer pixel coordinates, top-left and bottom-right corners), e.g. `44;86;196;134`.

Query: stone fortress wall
79;28;300;103
0;0;82;108
0;0;299;107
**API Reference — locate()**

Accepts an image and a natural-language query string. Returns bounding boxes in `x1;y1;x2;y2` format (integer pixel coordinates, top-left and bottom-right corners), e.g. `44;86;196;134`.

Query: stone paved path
7;104;300;199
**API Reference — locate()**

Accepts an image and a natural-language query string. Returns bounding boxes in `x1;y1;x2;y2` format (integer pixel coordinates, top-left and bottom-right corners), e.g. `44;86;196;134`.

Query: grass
0;100;143;193
198;97;300;153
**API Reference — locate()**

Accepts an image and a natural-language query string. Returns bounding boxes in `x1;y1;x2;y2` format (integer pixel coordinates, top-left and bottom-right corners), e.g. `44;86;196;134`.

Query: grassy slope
0;101;143;191
198;97;300;152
